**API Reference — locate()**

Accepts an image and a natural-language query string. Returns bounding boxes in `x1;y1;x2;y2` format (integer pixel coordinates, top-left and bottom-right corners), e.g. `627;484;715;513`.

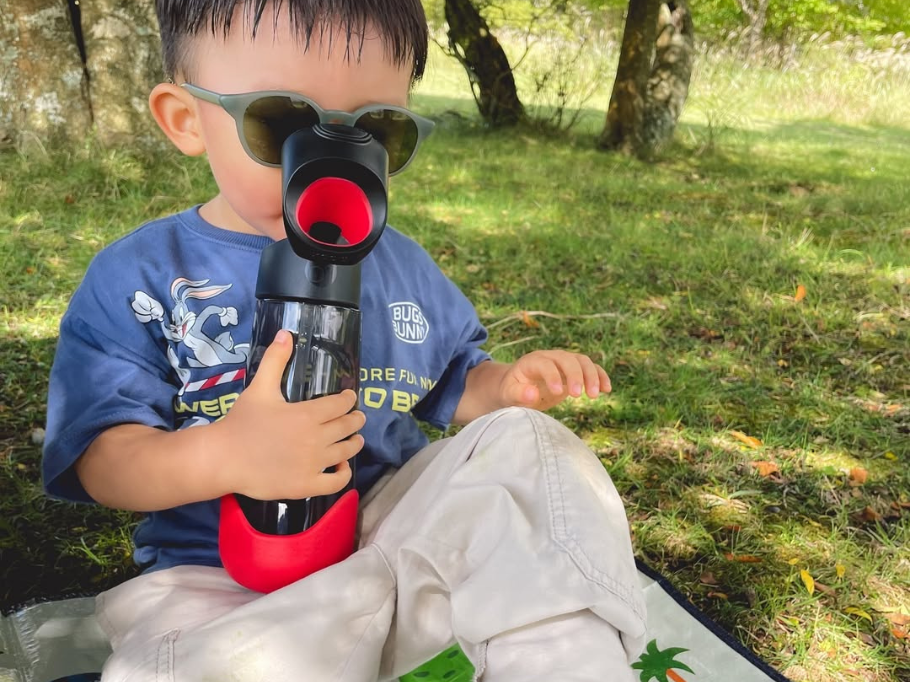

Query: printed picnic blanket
0;563;790;682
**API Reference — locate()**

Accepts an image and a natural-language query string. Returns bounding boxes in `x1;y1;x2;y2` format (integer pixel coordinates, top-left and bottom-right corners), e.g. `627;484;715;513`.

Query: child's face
186;10;412;240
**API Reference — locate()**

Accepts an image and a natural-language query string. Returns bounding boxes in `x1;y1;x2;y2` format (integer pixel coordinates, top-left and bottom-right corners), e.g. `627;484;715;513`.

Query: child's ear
149;83;205;157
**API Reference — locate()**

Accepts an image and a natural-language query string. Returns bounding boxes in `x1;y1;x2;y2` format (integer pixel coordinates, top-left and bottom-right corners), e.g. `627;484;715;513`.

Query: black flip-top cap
282;125;388;266
256;238;361;309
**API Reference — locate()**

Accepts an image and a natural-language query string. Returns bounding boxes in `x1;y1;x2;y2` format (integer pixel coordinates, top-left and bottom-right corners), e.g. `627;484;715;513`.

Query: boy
42;1;646;679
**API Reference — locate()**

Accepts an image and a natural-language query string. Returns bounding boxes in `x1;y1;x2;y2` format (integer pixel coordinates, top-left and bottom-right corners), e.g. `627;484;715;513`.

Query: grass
2;38;910;681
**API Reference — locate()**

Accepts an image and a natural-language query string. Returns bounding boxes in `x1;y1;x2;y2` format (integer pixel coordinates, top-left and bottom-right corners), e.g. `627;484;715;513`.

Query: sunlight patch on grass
2;315;61;339
2;36;909;680
11;211;43;228
636;514;716;563
803;446;867;471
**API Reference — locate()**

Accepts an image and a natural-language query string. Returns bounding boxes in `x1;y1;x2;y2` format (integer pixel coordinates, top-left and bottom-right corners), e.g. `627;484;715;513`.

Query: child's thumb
250;329;293;395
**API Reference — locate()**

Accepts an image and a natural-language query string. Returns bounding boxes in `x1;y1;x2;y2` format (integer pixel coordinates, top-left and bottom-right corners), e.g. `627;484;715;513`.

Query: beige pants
96;407;646;681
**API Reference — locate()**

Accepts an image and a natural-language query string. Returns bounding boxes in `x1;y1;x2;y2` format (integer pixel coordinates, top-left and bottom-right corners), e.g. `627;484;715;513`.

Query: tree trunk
0;0;92;148
641;1;694;156
445;0;524;127
599;0;693;159
81;0;164;146
737;0;769;57
597;0;662;155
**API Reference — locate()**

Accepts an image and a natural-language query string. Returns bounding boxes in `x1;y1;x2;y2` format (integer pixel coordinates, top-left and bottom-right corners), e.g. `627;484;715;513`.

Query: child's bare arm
452;351;611;425
76;330;365;512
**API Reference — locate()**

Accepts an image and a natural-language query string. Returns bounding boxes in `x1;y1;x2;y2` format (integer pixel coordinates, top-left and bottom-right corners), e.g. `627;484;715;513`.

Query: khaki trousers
96;408;646;681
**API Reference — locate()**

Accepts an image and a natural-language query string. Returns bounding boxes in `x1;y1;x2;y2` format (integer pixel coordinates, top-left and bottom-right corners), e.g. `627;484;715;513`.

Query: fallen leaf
731;430;762;448
857;632;875;646
815;582;836;596
844;607;873;622
836;564;846;578
794;284;807;302
707;591;729;600
884;612;910;626
892;627;907;640
885;505;903;521
787;558;800;566
751;460;780;477
800;569;815;595
861;506;883;522
884;451;897;461
691;327;723;341
643;296;669;311
848;467;868;486
700;571;719;586
724;553;763;563
520;311;539;328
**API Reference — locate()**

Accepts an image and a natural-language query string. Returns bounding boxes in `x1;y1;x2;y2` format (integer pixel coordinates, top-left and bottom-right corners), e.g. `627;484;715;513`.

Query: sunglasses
181;83;435;175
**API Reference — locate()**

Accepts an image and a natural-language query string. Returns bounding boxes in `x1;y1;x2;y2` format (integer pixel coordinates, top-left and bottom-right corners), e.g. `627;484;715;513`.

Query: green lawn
1;43;909;681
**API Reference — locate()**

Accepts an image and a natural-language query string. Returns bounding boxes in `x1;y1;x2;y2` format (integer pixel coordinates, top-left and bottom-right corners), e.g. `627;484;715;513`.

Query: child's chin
256;217;287;241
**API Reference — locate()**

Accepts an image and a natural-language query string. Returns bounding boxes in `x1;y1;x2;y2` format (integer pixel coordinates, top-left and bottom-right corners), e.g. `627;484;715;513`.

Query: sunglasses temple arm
181;84;223;107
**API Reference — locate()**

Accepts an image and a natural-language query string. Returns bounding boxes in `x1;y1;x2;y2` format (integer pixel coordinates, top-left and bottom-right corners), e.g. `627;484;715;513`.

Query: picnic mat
0;562;790;682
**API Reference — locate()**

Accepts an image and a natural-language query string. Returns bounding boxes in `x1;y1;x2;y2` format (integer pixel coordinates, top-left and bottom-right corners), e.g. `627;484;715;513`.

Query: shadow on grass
615;452;909;672
0;106;907;675
0;335;140;613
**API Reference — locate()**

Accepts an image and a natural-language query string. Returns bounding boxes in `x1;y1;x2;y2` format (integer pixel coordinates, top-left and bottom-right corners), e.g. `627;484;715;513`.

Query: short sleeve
411;279;491;430
43;299;175;504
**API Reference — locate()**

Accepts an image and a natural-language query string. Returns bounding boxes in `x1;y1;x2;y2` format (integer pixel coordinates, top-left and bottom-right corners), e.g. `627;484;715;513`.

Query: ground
1;39;908;681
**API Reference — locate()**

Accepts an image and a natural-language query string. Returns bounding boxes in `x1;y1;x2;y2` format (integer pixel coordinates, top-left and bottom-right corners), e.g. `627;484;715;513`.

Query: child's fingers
554;353;586;397
311;457;355;496
500;376;537;406
305;389;360;422
530;357;566;395
521;384;540;405
578;356;602;397
320;409;366;445
249;329;294;397
597;366;612;394
332;436;364;464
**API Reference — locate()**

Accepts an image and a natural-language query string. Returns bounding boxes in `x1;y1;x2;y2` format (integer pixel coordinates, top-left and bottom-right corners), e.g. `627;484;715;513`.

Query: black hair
155;0;428;82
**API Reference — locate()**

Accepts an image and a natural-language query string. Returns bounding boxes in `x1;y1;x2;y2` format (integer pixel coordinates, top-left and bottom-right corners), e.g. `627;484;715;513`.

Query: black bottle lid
255;238;361;309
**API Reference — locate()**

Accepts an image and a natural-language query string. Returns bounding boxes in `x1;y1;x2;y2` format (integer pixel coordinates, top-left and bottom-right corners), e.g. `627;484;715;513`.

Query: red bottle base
219;489;360;593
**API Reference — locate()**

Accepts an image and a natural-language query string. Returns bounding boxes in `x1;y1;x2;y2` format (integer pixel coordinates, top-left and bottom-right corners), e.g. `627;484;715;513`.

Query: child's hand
499;350;611;411
213;330;365;501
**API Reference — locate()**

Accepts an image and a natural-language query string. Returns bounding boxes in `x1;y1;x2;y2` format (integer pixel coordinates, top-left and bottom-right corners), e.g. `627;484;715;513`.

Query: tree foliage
691;0;909;41
425;0;909;41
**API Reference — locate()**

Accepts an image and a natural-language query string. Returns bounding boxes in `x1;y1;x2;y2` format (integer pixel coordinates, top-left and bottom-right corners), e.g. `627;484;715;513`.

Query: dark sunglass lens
355;109;419;173
243;96;319;164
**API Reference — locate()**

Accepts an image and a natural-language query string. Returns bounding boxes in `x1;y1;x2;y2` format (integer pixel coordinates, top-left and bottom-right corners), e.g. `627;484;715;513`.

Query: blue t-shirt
42;207;490;572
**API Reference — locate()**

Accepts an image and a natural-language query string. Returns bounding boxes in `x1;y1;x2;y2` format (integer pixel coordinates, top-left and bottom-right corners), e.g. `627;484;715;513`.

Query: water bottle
219;124;388;593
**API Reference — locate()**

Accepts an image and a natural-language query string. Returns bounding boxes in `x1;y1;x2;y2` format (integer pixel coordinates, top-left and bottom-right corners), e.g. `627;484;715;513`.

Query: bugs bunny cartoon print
131;278;249;395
